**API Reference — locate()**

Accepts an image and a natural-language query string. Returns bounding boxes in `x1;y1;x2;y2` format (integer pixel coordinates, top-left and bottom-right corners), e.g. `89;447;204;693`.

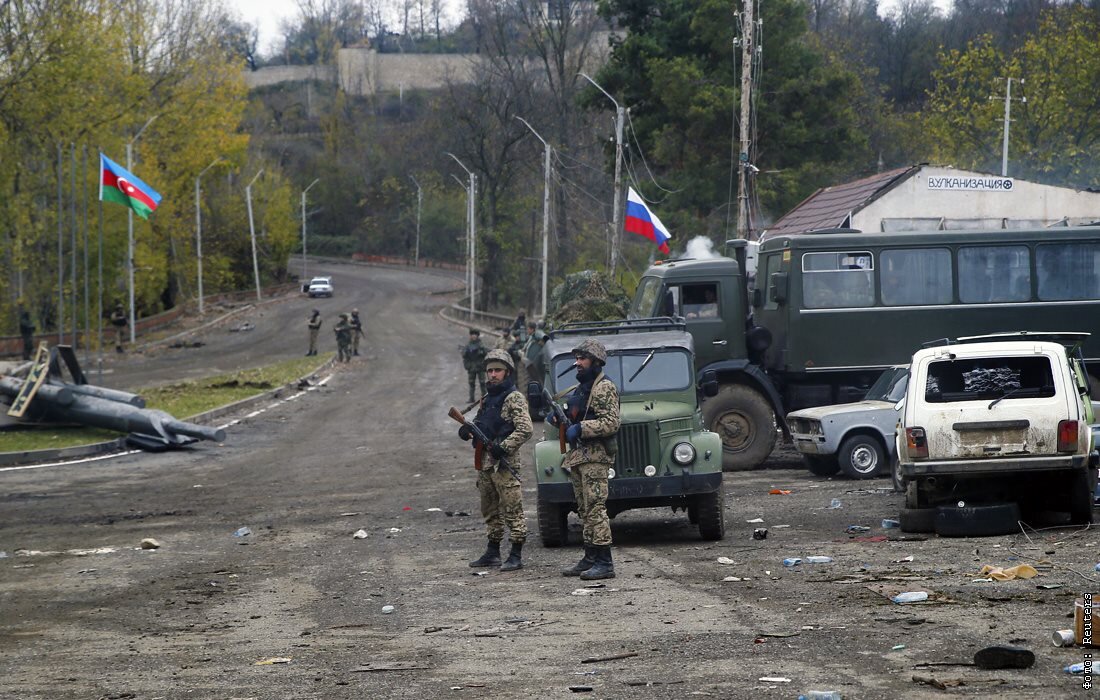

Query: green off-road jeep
527;318;725;546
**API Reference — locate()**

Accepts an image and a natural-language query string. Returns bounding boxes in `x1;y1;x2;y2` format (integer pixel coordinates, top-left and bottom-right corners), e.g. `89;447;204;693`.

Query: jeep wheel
890;457;905;494
695;490;726;541
537;499;569;547
837;433;886;480
702;385;777;472
1069;469;1096;525
803;454;840;477
899;507;936;533
934;502;1021;537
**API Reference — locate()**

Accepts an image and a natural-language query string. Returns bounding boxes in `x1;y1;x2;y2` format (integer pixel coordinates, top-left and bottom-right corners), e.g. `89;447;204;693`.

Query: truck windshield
864;367;908;402
630;277;662;318
552;349;693;395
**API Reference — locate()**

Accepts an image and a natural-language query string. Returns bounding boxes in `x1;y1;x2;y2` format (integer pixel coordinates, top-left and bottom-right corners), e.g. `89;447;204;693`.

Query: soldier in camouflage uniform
333;313;353;362
458;349;533;571
306;309;322;356
349;309;364;356
461;328;488;402
551;338;621;580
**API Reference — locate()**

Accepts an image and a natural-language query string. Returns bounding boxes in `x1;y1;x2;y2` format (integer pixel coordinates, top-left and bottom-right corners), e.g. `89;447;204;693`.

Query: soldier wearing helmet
458;348;533;572
333;313;353;362
349;308;364;356
549;338;620;580
306;309;323;356
461;328;488;402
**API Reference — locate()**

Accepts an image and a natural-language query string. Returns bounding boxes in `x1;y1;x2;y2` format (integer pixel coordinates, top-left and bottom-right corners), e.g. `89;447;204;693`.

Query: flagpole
126;115;157;344
97;190;104;379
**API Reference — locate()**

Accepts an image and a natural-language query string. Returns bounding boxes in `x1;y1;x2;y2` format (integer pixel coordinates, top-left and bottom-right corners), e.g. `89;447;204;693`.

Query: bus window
959;246;1031;303
802;251;874;309
880;248;952;306
1037;243;1100;301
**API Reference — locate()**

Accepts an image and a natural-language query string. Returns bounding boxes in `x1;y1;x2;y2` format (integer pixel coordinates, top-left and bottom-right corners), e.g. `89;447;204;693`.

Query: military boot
579;545;615;580
561;545;596;577
500;541;524;571
468;388;476;403
469;540;501;568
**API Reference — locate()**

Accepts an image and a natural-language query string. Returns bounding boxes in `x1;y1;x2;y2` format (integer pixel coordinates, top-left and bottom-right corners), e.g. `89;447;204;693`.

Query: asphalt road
0;264;1097;699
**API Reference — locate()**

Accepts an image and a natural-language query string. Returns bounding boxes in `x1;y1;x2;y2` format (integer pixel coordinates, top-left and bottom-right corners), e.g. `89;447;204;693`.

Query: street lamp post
446;152;477;315
195;157;221;315
126;114;157;342
301;178;320;281
245;168;264;301
580;72;625;278
450;174;470;305
409;175;422;267
516;116;552;320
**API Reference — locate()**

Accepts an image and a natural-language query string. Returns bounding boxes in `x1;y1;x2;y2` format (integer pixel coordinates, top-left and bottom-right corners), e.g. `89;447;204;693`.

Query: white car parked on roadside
307;276;334;298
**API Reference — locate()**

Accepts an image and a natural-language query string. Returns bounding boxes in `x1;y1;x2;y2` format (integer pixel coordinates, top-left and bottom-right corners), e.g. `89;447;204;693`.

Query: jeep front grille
614;422;656;475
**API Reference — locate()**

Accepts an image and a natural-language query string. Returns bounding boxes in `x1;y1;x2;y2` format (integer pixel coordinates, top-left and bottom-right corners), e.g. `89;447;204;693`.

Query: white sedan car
307;276;334;298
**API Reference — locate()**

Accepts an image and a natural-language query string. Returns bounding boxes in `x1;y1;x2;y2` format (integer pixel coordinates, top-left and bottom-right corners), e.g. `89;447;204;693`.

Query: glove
545;413;559;428
458;424;473;441
565;423;582;444
488;441;507;459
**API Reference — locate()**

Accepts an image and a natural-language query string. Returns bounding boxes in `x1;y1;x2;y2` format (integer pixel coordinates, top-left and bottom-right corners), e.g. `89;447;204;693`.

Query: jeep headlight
671;442;696;465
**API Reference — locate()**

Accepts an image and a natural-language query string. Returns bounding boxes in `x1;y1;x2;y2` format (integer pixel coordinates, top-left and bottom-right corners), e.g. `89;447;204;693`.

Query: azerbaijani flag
624;187;671;254
99;153;162;220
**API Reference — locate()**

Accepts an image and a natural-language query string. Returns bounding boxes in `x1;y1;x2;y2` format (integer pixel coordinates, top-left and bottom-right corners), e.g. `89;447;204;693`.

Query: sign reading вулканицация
927;176;1014;192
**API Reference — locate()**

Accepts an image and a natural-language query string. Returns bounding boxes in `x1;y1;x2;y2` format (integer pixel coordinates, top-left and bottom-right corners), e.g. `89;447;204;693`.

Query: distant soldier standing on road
551;339;621;580
109;303;128;353
333;313;353;362
349;309;364;356
458;349;533;571
18;308;35;361
462;328;487;402
306;309;322;356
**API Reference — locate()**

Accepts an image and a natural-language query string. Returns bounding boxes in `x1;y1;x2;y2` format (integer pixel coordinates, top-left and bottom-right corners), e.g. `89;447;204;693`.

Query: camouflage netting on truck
547;270;631;327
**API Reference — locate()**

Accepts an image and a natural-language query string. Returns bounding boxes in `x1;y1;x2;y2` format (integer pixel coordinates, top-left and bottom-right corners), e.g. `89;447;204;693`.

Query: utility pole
409;175;422;267
245;169;264;301
446;153;477;315
195;157;221;315
580;72;624;277
301;178;320;281
735;0;756;240
516;117;552;320
993;77;1026;177
450;174;470;309
126;115;157;343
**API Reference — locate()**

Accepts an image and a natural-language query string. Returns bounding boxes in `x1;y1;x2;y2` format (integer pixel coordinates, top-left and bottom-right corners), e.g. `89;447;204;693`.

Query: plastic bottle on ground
782;557;802;567
799;692;842;700
891;591;928;604
805;556;834;564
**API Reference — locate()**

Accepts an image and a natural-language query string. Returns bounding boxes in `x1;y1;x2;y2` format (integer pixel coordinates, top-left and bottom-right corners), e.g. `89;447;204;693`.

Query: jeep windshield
924;355;1056;403
865;366;908;402
551;348;693;395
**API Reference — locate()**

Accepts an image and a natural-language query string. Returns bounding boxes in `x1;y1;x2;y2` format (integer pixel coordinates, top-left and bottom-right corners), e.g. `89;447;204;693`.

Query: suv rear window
925;356;1056;403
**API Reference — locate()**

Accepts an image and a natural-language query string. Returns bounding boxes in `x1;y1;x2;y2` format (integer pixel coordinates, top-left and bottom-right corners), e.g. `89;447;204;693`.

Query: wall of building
856;166;1100;232
244;65;336;90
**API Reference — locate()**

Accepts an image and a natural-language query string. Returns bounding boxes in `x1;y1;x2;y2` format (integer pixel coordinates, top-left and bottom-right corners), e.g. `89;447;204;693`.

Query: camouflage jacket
562;375;620;469
334;321;352;343
462;340;487;371
476;389;533;473
308;315;322;330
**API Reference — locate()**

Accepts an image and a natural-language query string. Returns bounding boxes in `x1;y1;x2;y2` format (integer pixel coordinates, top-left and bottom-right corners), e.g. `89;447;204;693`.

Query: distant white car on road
307;276;334;298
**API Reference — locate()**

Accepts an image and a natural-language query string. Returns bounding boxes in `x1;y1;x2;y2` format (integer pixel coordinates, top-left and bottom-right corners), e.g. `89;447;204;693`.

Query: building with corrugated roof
762;164;1100;239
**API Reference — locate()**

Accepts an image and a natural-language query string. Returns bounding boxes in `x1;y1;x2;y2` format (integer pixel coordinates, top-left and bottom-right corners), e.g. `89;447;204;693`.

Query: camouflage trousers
467;369;486;397
570;462;612;546
337;340;351;362
308;328;319;354
352;332;360;355
476;467;527;544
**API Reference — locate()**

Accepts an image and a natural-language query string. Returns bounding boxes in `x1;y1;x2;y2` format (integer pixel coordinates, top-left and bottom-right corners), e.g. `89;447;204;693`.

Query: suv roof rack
549;316;686;339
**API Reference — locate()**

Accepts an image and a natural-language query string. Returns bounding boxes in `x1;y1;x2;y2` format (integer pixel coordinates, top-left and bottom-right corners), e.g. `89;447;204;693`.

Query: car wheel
899;507;936;533
695;490;726;541
934;502;1021;537
1069;469;1096;525
701;384;777;472
837;433;886;479
537;498;568;547
890;457;905;493
802;454;840;477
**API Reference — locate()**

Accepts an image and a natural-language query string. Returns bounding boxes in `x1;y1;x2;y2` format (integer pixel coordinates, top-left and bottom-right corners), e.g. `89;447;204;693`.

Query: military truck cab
629;243;787;471
527;318;725;546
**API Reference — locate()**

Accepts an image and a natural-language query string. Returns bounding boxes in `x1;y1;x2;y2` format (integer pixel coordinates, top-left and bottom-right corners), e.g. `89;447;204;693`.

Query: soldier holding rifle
450;349;533;572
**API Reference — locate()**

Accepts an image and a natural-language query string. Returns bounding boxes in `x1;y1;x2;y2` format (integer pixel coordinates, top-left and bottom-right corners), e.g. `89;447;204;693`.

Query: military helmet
469;327;480;336
312;308;320;315
484;348;515;373
572;338;608;364
351;308;359;315
338;312;349;320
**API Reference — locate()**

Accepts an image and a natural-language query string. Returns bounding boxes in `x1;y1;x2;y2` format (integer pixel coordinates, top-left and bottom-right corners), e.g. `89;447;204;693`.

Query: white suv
307;276;334;298
896;333;1097;532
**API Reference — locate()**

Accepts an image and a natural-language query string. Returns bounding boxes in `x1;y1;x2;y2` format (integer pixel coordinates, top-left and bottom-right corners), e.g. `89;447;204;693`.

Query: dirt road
0;266;1096;699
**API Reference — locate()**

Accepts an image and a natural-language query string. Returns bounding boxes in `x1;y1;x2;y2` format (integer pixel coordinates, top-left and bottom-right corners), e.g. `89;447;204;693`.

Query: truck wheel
837;433;886;480
695;490;726;541
899;507;936;533
934;502;1021;537
703;384;776;471
803;454;840;476
537;499;568;547
1069;469;1096;525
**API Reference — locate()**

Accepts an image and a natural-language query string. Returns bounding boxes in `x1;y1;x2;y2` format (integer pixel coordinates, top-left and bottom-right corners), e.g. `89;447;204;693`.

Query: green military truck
526;318;725;546
629;227;1100;471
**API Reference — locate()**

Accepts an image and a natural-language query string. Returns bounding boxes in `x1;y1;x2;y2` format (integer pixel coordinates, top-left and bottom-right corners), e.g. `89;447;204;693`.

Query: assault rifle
446;407;520;480
542;387;574;454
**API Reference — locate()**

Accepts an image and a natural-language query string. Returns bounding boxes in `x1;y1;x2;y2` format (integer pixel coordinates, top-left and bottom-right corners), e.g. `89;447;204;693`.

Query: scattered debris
140;538;161;549
254;657;292;665
233;527;251;537
758;676;792;683
746;517;764;523
783;558;802;567
353;530;368;539
977;564;1038;581
912;675;1007;690
892;592;929;604
892;644;906;651
340;512;360;517
805;556;833;564
881;519;900;529
426;507;443;512
755;631;800;639
894;555;914;563
717;556;735;565
623;680;684;687
1053;629;1075;647
752;528;768;540
973;645;1034;669
1065;662;1086;674
828;499;842;509
581;652;638;664
229;322;255;332
567;686;594;693
388;528;402;533
382;605;395;614
353;662;432;672
769;489;792;495
846;525;871;534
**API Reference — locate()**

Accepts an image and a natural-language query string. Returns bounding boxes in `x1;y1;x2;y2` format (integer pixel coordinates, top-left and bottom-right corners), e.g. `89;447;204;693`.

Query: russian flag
624;187;671;254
